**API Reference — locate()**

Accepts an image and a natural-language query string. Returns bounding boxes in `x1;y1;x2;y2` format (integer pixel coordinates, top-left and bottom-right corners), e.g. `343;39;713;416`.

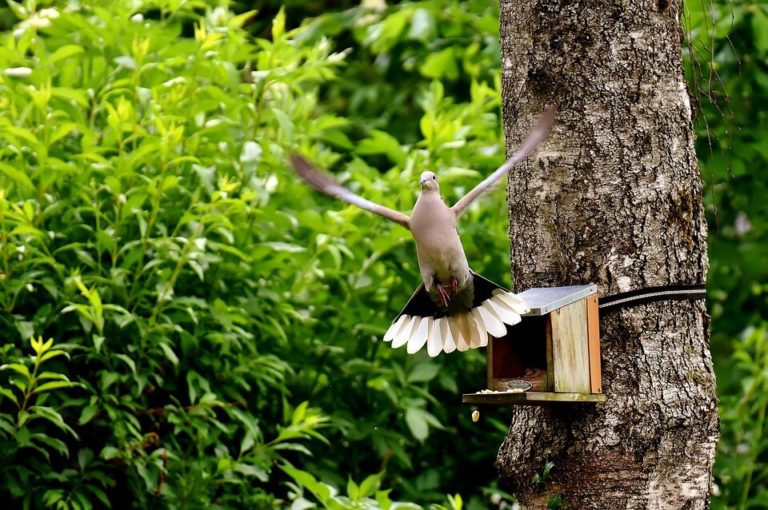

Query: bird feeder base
462;391;607;406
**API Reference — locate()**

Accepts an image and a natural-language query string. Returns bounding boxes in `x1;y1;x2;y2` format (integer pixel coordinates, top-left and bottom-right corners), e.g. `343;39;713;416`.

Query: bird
289;107;555;357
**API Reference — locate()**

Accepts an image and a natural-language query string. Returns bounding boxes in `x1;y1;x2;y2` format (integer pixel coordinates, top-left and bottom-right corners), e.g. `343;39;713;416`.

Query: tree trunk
498;1;719;508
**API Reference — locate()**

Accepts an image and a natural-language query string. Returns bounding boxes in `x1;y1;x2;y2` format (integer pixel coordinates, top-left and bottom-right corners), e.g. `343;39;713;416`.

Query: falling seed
472;410;480;422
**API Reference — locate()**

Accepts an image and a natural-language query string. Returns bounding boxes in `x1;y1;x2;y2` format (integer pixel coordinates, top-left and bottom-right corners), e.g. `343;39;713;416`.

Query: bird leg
435;283;451;308
434;277;460;308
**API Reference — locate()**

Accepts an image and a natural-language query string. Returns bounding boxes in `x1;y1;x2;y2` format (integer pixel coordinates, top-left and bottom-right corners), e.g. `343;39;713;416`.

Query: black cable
598;284;706;311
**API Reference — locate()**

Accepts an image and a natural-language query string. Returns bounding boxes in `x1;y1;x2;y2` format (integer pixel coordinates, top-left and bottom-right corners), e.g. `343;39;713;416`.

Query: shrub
0;1;515;508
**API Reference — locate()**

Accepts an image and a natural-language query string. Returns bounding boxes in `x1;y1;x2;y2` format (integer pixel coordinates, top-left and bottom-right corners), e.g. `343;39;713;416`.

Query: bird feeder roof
519;284;598;316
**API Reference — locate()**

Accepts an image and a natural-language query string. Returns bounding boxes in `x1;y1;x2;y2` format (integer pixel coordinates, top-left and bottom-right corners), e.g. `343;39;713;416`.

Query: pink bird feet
435;277;459;308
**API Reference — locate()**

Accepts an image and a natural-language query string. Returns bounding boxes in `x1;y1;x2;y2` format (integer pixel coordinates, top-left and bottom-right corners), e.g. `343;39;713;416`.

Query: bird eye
432;176;436;180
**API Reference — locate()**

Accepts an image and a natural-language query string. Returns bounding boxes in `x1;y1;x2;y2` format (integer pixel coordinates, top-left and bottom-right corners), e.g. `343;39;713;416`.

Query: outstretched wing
450;106;555;219
289;154;411;229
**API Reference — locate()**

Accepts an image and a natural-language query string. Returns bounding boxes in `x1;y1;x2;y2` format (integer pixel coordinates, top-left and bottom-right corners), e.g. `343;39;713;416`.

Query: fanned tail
383;273;530;357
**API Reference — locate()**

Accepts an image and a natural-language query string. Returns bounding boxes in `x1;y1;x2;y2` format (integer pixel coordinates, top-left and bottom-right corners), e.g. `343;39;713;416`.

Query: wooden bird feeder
462;284;606;405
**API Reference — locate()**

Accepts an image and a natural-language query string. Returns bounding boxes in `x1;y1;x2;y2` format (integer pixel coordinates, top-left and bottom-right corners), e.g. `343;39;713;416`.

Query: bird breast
410;194;468;283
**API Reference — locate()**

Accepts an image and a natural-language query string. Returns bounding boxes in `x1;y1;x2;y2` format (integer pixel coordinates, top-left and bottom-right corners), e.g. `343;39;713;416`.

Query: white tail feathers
391;315;417;348
492;289;530;314
427;318;443;357
384;290;529;357
476;303;506;337
485;297;522;327
407;316;431;354
445;316;460;351
470;308;488;348
440;317;456;353
455;314;472;351
383;315;407;342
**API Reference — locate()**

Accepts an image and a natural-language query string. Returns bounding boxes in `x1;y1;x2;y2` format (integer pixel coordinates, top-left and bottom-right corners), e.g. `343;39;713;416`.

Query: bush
0;1;515;508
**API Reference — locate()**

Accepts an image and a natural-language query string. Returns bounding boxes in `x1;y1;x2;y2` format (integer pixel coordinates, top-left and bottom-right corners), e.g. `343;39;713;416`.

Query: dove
289;107;554;356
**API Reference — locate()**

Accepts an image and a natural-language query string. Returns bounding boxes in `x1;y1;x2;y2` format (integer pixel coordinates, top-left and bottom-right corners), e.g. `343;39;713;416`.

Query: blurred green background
0;0;764;508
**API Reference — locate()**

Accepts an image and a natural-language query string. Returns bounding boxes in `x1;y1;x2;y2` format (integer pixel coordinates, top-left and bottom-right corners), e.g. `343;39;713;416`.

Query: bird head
419;171;439;192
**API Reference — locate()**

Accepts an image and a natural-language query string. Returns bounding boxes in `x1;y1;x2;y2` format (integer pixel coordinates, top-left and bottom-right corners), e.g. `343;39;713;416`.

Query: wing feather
290;154;410;228
450;107;555;219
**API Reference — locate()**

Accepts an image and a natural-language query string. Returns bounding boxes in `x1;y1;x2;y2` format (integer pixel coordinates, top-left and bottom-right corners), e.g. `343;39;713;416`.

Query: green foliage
0;337;79;496
714;325;768;508
430;494;463;510
685;0;768;350
0;0;355;504
546;494;563;509
0;0;514;508
531;451;554;489
684;1;768;507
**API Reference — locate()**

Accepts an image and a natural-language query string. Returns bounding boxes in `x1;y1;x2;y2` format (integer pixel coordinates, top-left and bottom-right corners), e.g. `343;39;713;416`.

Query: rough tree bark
498;1;719;508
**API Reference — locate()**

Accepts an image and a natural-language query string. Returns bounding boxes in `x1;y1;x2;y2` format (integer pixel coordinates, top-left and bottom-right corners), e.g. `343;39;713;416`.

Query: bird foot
436;284;451;308
436;278;459;308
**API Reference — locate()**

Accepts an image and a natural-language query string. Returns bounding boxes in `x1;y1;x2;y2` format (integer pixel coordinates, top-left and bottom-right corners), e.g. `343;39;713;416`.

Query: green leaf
4;126;39;147
408;8;435;41
78;403;100;425
115;354;137;375
49;44;85;64
448;493;463;510
420;47;459;80
233;462;269;481
753;9;768;52
51;87;89;106
34;381;75;394
407;362;439;383
366;9;409;53
15;320;35;340
1;363;30;379
37;372;70;381
159;343;179;366
405;407;430;442
136;460;158;492
356;130;405;166
272;108;295;139
318;129;354;150
49;122;78;145
39;349;69;363
358;473;381;498
0;387;19;406
31;433;70;457
0;416;14;436
281;464;332;503
100;446;121;460
27;406;79;438
0;161;34;190
261;242;306;253
272;7;286;40
347;477;360;500
229;10;258;29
